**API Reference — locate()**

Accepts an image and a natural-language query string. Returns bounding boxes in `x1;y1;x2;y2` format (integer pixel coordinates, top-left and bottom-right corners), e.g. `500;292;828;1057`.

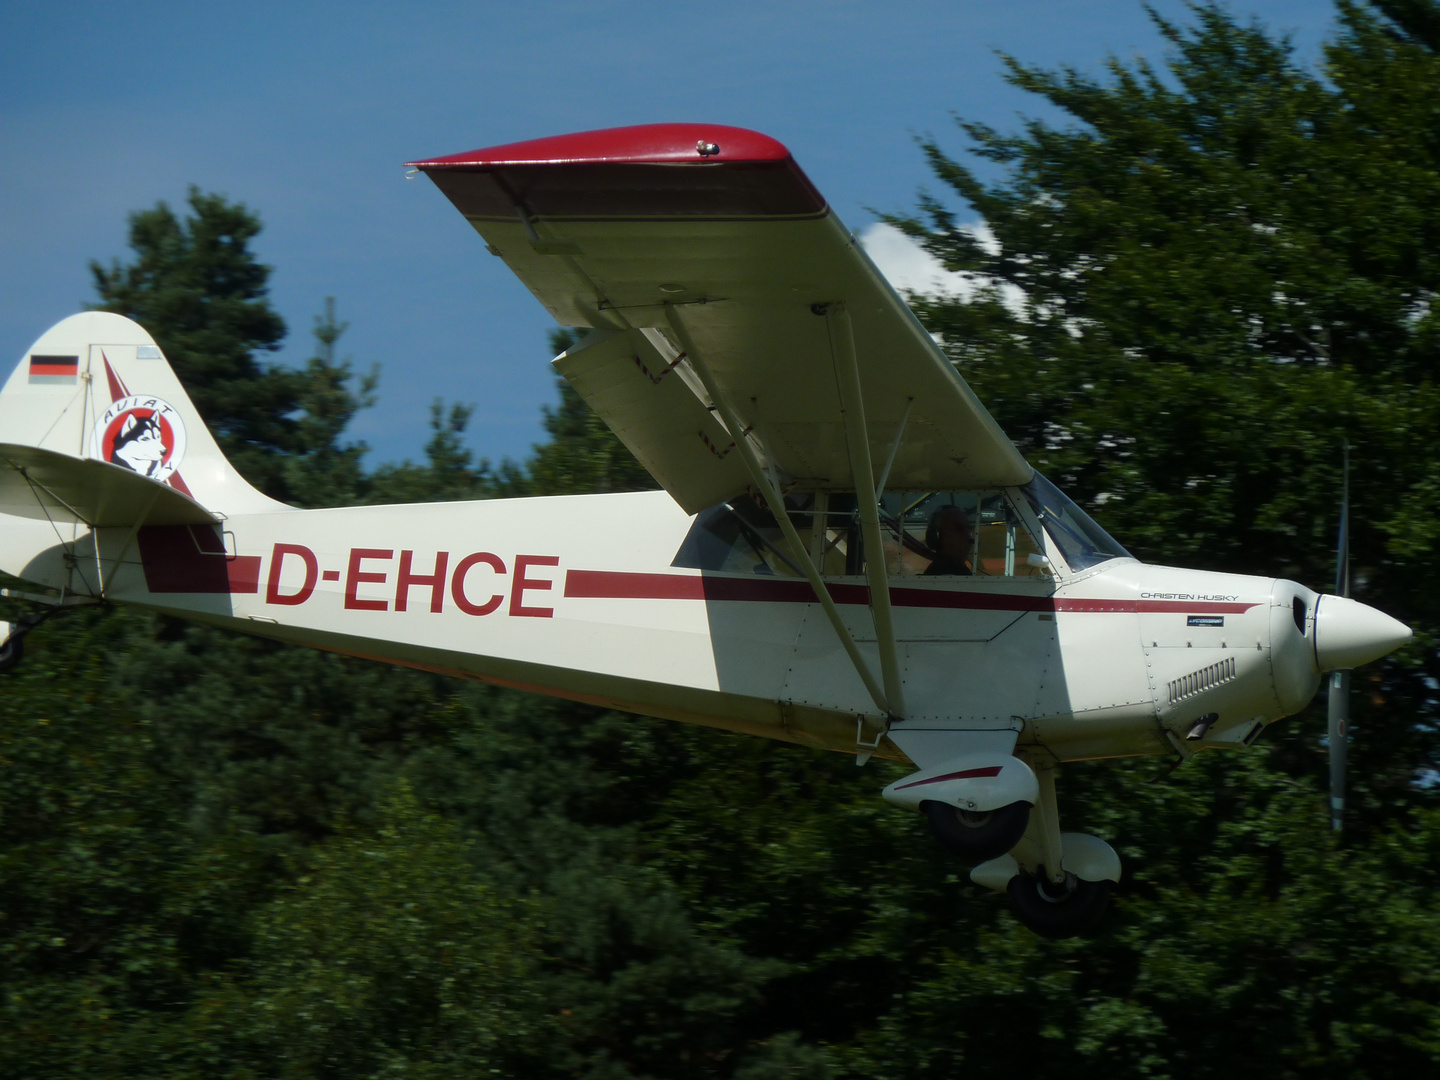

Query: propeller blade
1335;441;1349;599
1330;441;1350;833
1328;669;1349;832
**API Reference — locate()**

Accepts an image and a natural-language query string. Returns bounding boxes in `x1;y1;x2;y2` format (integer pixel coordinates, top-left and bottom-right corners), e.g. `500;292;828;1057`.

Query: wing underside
412;124;1031;512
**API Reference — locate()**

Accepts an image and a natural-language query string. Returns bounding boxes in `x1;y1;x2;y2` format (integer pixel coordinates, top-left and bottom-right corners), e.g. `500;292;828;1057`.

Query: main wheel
1007;870;1111;939
922;799;1030;863
0;633;21;673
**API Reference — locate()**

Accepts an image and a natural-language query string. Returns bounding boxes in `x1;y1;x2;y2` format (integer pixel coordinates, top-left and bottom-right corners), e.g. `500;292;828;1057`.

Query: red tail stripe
102;352;130;402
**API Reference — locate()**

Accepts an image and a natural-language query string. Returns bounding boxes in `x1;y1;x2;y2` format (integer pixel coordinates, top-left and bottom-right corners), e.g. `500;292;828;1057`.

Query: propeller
1327;442;1350;832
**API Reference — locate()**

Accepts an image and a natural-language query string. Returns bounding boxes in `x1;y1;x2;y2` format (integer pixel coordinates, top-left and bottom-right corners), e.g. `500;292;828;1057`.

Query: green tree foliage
9;3;1440;1077
281;298;378;508
92;192;371;503
219;784;546;1076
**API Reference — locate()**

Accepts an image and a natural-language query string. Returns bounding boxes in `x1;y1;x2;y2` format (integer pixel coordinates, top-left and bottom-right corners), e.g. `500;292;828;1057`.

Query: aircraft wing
410;125;1031;512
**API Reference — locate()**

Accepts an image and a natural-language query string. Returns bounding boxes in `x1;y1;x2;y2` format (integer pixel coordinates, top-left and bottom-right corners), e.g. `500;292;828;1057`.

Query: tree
92;191;370;503
281;297;377;508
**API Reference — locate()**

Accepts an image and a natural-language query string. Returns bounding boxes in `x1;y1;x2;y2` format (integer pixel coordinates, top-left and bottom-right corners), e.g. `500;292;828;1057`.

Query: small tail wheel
1007;869;1112;939
0;632;23;673
922;799;1031;863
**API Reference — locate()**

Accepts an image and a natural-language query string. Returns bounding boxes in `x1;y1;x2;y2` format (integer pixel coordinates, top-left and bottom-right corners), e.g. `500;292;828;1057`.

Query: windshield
1019;473;1131;571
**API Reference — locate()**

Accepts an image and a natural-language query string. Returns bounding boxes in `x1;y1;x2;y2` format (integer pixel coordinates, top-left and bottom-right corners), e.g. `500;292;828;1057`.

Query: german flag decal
29;355;79;385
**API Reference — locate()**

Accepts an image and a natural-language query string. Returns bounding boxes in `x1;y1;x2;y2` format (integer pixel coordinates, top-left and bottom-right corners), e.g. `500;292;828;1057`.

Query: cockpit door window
673;489;1053;579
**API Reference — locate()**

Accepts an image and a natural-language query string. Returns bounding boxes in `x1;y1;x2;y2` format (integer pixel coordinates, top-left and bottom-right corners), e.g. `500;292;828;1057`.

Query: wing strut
825;302;906;721
664;307;892;734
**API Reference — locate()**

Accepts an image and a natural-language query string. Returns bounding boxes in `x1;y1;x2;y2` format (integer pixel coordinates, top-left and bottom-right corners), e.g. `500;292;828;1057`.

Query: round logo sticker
91;396;187;482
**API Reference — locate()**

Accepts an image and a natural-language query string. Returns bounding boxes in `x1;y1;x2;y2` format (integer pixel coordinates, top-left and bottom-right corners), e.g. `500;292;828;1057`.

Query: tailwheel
1007;869;1111;939
923;799;1031;863
0;630;21;673
0;610;63;674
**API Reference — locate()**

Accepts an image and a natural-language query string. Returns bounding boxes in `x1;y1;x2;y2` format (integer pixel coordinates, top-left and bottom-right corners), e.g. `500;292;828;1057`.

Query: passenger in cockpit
923;505;974;576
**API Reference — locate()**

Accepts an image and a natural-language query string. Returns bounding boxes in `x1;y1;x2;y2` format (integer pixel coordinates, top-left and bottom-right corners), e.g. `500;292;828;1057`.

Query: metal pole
664;307;891;727
826;302;906;720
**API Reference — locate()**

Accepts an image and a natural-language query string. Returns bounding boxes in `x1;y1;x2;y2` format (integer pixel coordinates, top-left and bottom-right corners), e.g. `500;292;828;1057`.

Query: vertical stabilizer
0;312;289;516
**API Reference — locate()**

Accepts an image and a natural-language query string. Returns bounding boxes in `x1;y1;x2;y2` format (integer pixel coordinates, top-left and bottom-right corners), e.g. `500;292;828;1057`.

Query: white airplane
0;124;1411;938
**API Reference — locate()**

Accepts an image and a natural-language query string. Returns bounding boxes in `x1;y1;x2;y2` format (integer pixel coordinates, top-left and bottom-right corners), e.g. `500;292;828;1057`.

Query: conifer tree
91;191;368;502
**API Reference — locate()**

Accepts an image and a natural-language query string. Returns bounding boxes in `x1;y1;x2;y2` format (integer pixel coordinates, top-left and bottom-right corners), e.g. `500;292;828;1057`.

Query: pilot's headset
925;507;952;553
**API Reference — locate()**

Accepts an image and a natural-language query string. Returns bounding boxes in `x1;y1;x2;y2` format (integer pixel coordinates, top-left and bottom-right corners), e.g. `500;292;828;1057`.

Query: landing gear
923;799;1031;862
964;764;1122;939
1007;870;1112;939
882;751;1121;937
0;628;21;672
0;609;56;674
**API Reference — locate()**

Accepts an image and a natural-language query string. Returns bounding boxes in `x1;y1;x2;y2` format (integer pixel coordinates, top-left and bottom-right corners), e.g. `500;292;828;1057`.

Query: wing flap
553;329;752;514
0;443;219;527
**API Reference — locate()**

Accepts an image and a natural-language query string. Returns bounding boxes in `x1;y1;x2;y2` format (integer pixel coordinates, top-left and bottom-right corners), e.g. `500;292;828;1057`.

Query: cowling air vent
1169;657;1237;705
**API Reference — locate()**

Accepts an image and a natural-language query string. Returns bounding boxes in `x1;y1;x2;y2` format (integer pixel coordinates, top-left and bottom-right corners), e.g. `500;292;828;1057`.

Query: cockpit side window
1019;473;1131;571
876;491;1052;578
673;489;1052;579
671;495;810;576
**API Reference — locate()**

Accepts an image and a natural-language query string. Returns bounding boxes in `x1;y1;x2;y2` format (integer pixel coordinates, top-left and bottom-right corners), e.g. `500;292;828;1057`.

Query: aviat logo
1140;592;1240;602
91;396;186;482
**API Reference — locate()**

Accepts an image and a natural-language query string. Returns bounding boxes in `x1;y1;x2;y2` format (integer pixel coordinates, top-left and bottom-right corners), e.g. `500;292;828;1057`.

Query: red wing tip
406;123;792;169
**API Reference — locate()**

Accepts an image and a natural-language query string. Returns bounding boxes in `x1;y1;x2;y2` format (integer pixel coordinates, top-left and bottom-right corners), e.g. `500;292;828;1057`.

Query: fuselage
3;486;1333;767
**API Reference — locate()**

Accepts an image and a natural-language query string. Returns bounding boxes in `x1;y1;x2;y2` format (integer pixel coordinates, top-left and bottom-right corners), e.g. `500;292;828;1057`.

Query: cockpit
673;472;1131;579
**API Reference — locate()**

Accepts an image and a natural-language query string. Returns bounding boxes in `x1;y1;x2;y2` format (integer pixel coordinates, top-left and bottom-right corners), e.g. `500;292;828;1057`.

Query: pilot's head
928;505;973;560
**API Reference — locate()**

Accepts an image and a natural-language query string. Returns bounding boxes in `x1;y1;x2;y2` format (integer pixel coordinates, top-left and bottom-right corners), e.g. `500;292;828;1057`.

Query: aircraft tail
0;311;287;521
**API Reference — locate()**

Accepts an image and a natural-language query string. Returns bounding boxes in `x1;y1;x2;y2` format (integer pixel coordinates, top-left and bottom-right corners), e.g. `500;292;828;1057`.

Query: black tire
922;799;1031;862
1007;870;1111;939
0;633;22;673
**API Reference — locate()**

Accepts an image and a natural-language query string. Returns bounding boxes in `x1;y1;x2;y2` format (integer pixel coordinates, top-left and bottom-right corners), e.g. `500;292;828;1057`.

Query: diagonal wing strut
824;301;906;722
665;305;904;740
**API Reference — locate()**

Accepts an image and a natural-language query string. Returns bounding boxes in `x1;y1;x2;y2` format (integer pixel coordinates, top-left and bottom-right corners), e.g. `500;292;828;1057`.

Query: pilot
923;505;974;576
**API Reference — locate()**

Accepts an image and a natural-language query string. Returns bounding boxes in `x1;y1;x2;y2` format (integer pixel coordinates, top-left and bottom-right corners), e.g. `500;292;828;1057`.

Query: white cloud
860;222;1024;316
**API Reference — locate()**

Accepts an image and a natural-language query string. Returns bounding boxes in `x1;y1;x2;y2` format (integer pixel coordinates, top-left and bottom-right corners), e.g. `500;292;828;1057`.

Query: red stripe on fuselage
895;766;1004;790
563;569;1260;615
138;525;260;594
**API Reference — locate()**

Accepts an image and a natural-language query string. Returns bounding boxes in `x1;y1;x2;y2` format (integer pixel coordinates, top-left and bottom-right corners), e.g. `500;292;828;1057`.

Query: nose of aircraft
1314;594;1412;671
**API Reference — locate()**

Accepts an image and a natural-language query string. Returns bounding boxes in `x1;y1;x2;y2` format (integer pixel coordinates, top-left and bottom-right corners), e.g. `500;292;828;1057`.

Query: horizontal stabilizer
0;443;218;527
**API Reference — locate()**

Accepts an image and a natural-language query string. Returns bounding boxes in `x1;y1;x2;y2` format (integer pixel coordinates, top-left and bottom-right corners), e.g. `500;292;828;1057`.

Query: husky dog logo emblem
91;396;187;482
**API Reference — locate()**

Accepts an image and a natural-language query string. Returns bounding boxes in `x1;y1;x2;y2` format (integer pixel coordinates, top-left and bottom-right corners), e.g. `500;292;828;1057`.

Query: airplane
0;123;1412;938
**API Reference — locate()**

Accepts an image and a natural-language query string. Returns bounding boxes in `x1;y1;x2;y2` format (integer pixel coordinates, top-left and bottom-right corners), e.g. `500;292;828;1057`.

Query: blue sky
2;0;1336;470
